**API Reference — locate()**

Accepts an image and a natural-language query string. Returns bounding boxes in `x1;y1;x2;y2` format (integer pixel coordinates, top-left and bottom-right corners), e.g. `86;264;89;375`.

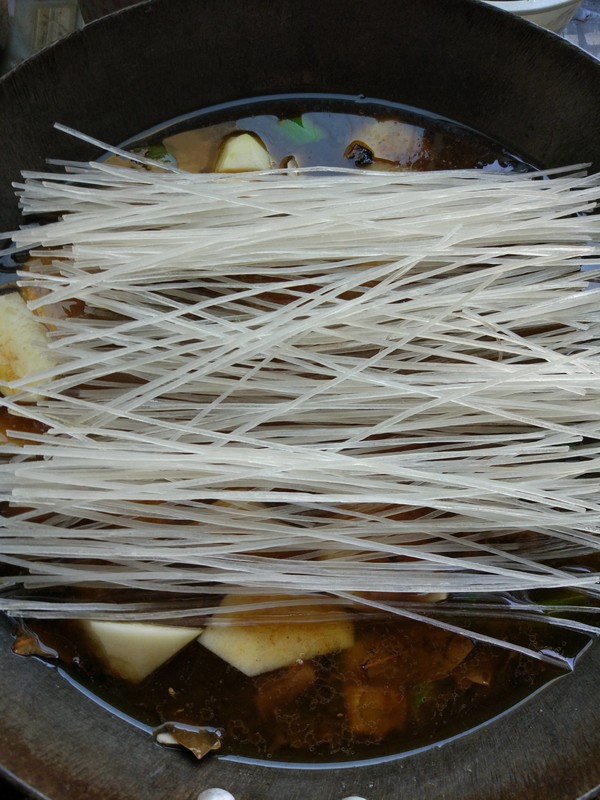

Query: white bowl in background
483;0;581;31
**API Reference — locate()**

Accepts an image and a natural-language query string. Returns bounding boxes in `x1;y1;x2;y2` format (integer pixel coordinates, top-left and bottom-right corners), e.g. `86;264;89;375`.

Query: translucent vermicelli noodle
1;160;600;663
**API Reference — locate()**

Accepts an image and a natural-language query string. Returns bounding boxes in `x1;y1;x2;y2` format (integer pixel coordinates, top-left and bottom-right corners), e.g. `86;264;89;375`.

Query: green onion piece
278;115;325;145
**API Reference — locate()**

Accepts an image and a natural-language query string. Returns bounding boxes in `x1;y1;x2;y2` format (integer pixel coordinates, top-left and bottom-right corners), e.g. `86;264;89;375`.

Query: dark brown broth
121;95;528;175
18;610;585;764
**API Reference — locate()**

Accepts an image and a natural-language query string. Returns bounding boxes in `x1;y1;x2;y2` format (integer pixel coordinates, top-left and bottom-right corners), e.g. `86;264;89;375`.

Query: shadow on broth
109;94;530;173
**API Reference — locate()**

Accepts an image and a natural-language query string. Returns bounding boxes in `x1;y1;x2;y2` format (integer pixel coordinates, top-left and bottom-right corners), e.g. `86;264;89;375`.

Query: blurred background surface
0;0;599;73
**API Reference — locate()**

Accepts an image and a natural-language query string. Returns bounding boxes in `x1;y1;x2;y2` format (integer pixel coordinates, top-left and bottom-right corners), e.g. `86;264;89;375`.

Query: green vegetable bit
278;115;326;145
130;144;177;165
411;682;434;712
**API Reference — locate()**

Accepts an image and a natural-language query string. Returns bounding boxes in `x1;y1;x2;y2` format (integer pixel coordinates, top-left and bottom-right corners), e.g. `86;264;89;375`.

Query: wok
0;1;599;798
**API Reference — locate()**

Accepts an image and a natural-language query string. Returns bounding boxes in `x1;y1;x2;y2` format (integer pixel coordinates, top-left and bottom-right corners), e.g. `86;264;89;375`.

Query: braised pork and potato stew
2;97;599;763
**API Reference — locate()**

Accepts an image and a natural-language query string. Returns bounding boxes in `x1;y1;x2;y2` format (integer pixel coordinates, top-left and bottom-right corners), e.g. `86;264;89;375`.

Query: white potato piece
0;292;56;398
80;620;200;683
163;123;235;173
199;595;354;677
351;119;426;163
215;133;273;172
422;592;448;603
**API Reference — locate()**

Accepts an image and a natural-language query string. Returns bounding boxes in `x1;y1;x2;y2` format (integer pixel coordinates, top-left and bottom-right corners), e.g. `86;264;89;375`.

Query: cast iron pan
0;1;599;798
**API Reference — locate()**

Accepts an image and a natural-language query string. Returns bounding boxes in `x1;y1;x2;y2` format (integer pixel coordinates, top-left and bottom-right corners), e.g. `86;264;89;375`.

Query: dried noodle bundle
1;158;600;660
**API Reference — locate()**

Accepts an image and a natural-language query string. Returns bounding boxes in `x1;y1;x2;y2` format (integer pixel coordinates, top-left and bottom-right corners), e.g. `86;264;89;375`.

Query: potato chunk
163;123;235;173
215;133;273;172
343;623;473;687
345;683;408;738
199;595;354;677
350;119;426;163
80;620;200;683
0;292;56;398
255;661;317;718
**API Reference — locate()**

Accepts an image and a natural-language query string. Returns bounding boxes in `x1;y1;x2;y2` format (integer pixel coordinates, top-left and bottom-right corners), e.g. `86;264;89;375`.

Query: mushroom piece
154;722;222;761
